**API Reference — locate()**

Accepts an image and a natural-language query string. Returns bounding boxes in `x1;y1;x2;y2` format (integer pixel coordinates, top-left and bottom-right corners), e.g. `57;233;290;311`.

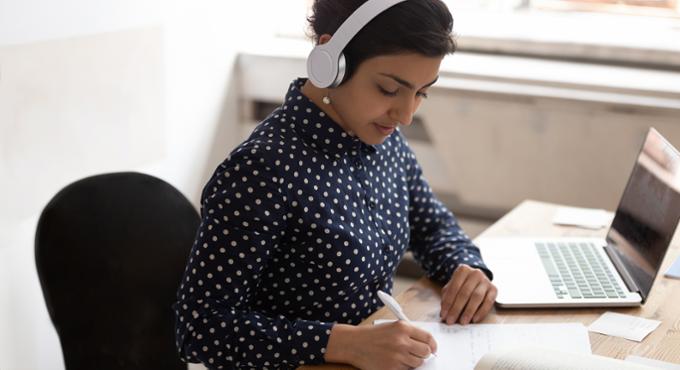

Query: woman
174;1;497;369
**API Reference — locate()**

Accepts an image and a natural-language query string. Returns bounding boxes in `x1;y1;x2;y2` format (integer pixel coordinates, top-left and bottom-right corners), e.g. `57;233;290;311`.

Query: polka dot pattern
173;78;491;369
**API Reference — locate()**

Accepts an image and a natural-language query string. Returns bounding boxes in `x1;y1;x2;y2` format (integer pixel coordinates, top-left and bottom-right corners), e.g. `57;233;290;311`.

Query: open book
475;347;660;370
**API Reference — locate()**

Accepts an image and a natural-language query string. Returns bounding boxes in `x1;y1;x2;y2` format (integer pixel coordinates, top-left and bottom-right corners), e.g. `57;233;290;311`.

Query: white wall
0;1;304;369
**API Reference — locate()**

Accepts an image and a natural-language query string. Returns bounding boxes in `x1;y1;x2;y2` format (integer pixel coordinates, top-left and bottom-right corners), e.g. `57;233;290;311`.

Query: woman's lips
374;122;396;136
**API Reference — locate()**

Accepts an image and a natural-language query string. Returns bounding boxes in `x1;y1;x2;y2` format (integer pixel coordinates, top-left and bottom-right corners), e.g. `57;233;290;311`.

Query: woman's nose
391;100;415;126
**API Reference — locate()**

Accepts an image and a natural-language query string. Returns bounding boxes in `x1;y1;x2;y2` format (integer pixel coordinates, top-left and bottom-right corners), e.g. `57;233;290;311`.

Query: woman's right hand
325;321;437;370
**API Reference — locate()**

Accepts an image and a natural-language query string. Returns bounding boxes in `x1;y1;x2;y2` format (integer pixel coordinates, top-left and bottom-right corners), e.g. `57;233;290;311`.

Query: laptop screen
606;128;680;300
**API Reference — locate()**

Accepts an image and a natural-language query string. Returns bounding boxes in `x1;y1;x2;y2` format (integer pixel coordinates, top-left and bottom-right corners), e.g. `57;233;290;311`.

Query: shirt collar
281;78;376;158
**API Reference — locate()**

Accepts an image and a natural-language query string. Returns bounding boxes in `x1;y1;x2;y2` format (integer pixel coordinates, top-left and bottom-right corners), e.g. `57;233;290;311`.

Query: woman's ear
318;34;332;45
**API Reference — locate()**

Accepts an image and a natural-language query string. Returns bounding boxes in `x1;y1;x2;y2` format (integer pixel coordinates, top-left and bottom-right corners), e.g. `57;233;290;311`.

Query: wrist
324;323;360;365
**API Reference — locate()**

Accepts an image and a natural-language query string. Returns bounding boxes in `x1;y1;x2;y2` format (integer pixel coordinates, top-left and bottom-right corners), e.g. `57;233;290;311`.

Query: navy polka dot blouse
173;78;492;369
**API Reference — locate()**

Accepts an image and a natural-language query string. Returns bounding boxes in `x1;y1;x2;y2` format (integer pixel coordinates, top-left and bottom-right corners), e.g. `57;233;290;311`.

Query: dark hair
307;0;456;84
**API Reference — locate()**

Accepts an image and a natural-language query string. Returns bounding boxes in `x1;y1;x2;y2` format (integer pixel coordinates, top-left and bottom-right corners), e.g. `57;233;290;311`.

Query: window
444;0;679;15
271;0;680;69
531;0;679;17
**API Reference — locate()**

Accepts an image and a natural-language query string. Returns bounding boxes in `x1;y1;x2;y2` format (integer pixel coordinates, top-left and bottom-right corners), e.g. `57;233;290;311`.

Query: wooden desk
300;200;680;369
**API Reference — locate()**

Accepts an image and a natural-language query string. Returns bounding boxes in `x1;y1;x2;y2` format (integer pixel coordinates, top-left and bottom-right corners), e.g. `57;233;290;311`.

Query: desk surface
299;200;680;369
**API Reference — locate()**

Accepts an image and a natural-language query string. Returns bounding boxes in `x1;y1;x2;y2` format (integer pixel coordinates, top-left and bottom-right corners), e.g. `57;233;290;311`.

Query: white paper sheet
588;312;661;342
665;255;680;279
374;321;591;370
552;206;613;229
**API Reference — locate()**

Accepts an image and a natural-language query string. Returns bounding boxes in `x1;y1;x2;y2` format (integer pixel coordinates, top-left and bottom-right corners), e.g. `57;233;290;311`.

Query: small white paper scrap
588;312;661;342
553;206;612;229
665;255;680;279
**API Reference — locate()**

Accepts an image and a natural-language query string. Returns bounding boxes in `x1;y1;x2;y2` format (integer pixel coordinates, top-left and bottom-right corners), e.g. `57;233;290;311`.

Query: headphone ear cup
332;53;347;88
307;45;340;89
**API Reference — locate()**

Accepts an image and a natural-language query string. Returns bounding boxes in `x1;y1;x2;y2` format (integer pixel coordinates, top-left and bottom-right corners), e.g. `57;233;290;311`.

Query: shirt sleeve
403;143;493;286
173;145;333;369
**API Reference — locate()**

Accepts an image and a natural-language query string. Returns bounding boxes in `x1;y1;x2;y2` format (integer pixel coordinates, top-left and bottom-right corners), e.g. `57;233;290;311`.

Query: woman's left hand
440;264;497;325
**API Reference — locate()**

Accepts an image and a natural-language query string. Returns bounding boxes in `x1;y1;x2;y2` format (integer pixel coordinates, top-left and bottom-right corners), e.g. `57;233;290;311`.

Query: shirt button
369;201;376;209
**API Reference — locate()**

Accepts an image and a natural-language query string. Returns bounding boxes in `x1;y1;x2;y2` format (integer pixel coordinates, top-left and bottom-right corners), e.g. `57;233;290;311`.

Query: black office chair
35;172;200;370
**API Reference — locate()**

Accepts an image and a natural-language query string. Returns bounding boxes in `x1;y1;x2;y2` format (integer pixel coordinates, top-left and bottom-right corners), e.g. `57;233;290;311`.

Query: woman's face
330;53;442;145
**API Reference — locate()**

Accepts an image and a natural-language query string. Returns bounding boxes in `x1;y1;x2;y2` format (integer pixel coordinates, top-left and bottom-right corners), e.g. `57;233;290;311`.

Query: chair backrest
35;172;199;370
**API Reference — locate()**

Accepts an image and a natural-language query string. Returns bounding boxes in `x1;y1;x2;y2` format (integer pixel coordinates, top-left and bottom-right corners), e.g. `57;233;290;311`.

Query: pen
377;290;411;322
377;290;437;358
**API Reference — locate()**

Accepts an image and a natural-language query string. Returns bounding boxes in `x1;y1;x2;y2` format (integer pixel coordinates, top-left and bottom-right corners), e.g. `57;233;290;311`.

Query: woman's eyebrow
379;73;439;90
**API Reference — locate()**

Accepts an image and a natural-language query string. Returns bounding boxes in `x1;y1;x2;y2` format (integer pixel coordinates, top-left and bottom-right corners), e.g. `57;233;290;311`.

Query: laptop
478;128;680;307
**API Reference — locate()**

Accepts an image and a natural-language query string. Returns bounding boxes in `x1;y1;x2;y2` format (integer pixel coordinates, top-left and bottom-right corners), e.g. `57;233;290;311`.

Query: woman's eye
378;86;398;97
379;85;429;99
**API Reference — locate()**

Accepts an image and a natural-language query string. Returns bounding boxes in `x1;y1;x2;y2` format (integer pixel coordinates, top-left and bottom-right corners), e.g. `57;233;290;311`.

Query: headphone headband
307;0;408;88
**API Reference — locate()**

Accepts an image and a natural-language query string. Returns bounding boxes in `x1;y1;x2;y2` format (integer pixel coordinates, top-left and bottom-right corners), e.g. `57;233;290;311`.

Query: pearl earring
322;95;331;105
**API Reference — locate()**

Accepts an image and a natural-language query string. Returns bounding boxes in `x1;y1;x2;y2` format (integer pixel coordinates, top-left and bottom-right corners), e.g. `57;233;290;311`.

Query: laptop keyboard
535;242;627;299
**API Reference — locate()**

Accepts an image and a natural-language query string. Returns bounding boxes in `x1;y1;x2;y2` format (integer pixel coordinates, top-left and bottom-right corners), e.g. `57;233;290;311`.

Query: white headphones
306;0;408;89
